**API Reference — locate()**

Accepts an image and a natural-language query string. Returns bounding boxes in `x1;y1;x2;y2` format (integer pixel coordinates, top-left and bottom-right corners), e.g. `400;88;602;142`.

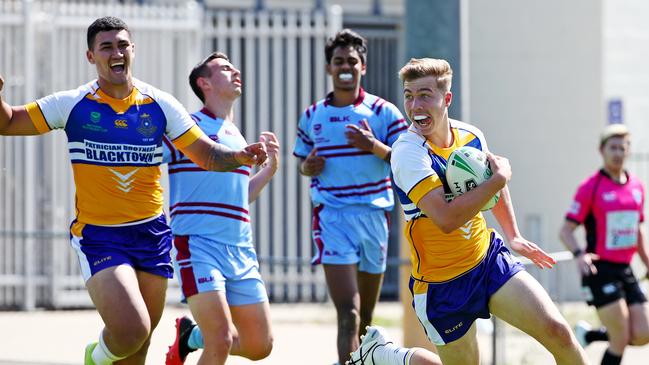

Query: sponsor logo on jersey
137;113;158;137
84;141;157;163
569;201;581;215
114;119;128;129
314;123;322;135
329;116;350;123
83;111;107;132
602;191;617;202
90;112;101;123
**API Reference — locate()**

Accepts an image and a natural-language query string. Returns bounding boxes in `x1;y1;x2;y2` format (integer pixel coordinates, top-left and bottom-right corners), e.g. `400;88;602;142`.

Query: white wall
467;0;603;294
603;0;649;275
604;0;649;150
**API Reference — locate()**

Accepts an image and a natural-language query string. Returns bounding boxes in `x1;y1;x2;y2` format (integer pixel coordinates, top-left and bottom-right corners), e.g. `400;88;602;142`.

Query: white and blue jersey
162;108;252;247
292;88;408;209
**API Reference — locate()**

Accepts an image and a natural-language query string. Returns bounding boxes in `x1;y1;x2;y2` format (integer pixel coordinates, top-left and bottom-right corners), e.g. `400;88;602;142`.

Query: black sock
601;349;622;365
586;328;609;343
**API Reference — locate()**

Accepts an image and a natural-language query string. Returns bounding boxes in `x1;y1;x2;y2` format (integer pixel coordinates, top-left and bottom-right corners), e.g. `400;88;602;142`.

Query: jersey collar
324;87;365;107
599;168;630;185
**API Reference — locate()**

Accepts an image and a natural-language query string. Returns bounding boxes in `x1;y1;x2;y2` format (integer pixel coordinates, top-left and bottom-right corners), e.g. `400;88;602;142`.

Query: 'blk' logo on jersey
329;116;350;122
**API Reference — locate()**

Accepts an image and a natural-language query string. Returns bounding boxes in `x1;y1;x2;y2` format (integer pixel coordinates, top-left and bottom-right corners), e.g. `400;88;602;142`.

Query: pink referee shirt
566;169;645;264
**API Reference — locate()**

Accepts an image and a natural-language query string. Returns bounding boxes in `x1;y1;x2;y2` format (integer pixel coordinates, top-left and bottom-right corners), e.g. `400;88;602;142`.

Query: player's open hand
576;252;599;276
510;236;556;269
345;119;375;151
259;131;280;172
300;148;325;176
486;152;511;185
236;142;267;166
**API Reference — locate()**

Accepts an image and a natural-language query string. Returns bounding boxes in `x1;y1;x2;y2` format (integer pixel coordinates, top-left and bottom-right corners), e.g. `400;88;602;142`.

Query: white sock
372;343;416;365
92;333;125;365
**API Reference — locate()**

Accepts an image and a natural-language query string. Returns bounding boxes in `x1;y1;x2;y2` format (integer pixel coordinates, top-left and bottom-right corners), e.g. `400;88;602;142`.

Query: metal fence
0;0;405;310
0;0;352;309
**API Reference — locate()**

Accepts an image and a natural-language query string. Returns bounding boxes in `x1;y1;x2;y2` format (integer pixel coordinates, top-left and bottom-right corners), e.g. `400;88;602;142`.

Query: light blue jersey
162;108;252;247
293;88;408;209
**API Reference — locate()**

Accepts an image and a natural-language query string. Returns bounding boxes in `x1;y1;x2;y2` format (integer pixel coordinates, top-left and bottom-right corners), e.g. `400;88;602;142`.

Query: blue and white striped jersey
293;89;408;209
163;108;252;246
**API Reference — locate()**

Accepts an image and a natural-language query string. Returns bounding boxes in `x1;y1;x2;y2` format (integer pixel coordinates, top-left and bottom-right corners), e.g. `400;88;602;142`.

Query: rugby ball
446;146;500;211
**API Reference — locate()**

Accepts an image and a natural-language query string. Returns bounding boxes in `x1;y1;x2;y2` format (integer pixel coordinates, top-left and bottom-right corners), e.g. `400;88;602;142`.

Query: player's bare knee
245;338;273;360
629;329;649;346
203;321;234;351
337;306;360;332
205;331;234;356
544;318;574;347
109;320;151;351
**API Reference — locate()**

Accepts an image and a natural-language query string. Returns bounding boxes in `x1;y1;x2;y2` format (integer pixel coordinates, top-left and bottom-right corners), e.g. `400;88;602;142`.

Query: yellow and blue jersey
25;79;203;233
391;120;493;282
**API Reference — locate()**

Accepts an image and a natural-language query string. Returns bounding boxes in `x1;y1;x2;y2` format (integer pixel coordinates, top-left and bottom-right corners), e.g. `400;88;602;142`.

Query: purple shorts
409;232;524;345
70;215;173;281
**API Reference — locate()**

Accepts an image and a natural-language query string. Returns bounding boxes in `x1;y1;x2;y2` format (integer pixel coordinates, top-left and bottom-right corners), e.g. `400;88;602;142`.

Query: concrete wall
467;0;603;298
604;0;649;150
603;0;649;276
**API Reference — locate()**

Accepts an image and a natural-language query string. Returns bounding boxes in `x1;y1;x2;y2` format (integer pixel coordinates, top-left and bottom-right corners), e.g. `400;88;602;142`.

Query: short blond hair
399;58;453;92
600;123;629;148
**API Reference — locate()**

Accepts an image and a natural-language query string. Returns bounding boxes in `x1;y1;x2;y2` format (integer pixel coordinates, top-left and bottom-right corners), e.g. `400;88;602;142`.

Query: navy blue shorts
409;232;524;345
70;215;173;281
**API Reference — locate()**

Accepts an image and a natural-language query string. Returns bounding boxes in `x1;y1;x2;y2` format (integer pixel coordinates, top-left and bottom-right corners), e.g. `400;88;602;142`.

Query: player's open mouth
339;73;353;81
110;61;125;74
413;115;430;126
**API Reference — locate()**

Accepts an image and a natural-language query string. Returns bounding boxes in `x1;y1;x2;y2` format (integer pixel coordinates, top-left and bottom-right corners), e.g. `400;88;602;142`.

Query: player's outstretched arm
0;73;39;136
249;131;280;203
492;186;556;269
180;133;267;172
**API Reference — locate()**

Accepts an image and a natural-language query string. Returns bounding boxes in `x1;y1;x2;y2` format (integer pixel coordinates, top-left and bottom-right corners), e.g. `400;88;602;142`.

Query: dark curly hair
324;29;367;64
87;16;130;50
